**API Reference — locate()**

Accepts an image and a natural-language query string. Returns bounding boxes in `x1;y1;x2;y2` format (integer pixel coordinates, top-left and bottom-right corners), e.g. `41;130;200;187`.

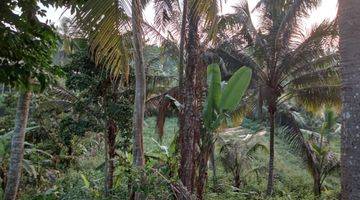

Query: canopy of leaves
0;1;62;92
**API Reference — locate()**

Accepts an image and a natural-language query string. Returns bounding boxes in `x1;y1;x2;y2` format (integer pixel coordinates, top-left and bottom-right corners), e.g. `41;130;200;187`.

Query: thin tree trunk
313;173;321;197
257;85;263;121
339;0;360;199
179;2;201;194
266;104;276;196
178;0;188;87
104;130;109;196
131;0;146;199
4;91;32;200
105;120;117;196
177;0;188;154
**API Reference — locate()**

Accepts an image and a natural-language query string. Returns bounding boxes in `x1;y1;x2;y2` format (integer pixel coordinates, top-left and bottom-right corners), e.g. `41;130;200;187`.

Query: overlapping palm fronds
73;0;183;79
215;0;340;120
213;0;339;194
277;106;340;196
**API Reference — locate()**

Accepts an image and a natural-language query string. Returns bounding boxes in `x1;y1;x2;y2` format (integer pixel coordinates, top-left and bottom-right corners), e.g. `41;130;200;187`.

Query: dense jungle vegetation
1;0;360;199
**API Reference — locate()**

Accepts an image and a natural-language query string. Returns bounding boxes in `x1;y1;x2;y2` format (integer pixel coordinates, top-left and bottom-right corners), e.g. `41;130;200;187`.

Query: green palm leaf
204;64;222;128
220;66;252;112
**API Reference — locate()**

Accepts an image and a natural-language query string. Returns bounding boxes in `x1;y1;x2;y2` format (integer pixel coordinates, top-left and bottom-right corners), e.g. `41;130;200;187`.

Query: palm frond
73;0;132;78
190;0;223;42
289;85;341;113
284;19;338;70
276;0;322;49
276;110;319;179
321;152;340;183
286;53;339;84
247;143;269;156
153;0;175;31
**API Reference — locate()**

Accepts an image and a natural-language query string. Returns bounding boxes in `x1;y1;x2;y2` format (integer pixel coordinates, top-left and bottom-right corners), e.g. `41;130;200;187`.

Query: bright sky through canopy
42;0;338;31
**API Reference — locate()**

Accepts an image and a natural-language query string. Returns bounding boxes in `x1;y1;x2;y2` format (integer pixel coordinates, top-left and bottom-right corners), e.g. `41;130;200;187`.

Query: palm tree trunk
179;3;201;194
266;103;276;196
131;0;146;199
338;1;360;199
105;120;117;196
177;0;188;179
178;0;188;87
4;91;32;200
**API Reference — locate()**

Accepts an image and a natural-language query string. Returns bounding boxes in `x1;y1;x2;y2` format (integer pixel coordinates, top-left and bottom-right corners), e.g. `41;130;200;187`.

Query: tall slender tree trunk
131;0;146;199
338;0;360;199
105;119;117;196
4;91;32;200
178;0;188;87
266;103;276;196
179;3;201;194
177;0;188;175
257;85;263;121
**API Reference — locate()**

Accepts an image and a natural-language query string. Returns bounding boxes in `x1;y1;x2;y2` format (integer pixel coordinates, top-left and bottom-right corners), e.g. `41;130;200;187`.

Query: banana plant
197;64;252;194
203;63;252;132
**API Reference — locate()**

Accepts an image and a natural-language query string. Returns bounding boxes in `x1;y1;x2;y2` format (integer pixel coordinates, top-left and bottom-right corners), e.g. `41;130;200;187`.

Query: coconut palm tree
131;2;146;198
72;0;176;197
216;0;340;195
338;0;360;198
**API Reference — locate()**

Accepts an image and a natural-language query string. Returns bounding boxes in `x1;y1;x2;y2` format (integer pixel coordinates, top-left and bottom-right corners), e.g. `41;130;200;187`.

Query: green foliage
219;132;268;189
0;94;17;134
0;1;62;92
204;64;222;129
219;66;252;112
204;64;252;131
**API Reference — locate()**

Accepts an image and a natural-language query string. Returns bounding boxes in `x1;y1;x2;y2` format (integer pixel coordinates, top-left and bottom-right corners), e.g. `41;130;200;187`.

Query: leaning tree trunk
266;102;276;196
338;0;360;199
179;2;201;194
131;0;146;199
104;119;117;196
4;91;32;200
313;172;321;197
